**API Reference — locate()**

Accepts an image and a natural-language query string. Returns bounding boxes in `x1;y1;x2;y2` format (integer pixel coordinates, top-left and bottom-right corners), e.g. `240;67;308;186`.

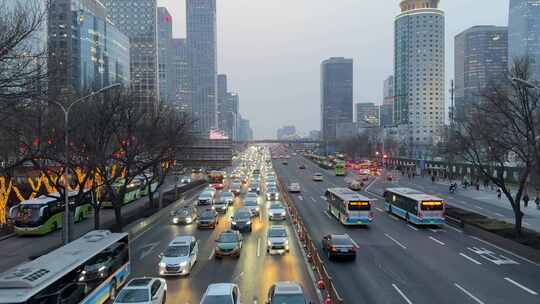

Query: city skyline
158;0;509;138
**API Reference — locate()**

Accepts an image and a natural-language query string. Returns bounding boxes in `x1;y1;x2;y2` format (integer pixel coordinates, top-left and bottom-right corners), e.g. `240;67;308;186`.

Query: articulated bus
383;187;445;225
334;161;346;176
325;188;374;225
0;230;130;304
101;179;143;208
9;192;92;236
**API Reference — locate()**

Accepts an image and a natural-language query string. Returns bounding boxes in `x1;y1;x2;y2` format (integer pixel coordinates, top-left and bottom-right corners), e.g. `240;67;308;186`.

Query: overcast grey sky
158;0;509;139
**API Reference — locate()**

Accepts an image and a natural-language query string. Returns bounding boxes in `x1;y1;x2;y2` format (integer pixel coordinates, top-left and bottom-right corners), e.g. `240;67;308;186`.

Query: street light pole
53;83;121;245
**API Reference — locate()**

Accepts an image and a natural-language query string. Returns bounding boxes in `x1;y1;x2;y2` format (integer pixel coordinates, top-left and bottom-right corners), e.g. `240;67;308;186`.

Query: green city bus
335;161;346;176
101;179;142;208
9;192;92;236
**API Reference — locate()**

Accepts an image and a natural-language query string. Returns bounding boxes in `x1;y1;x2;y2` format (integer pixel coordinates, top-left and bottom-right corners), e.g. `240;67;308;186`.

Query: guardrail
276;177;344;304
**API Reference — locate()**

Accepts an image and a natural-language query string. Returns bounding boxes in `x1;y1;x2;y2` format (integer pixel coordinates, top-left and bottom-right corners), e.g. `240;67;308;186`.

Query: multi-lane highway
129;182;319;303
274;155;540;304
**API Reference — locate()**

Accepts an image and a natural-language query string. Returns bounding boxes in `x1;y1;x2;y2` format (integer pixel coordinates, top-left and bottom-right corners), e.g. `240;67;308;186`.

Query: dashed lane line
385;233;407;250
392;284;413;304
504;277;538;295
459;253;482;265
429;236;446;246
407;225;419;231
454;283;486;304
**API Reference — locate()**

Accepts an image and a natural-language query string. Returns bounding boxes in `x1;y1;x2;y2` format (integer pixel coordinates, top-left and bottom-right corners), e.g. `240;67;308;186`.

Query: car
265;181;277;189
322;234;357;261
220;191;235;206
267;225;289;254
249;182;260;194
170;206;197;224
245;191;258;200
230;207;253;232
266;281;309;304
180;176;191;184
298;164;306;170
204;186;217;197
214;197;230;214
198;192;214;206
312;173;324;181
230;181;242;196
200;283;241;304
215;230;243;258
197;209;219;229
159;236;199;276
268;202;287;221
114;277;167;304
244;198;260;216
288;183;301;193
282;160;288;165
211;183;224;190
266;187;280;201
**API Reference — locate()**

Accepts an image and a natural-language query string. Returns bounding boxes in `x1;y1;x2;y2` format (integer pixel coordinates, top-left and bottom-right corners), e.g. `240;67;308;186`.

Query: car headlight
179;261;187;267
256;207;260;211
185;217;192;223
281;211;286;216
246;221;251;225
232;221;237;225
284;239;289;245
173;217;179;223
159;262;166;268
268;240;272;246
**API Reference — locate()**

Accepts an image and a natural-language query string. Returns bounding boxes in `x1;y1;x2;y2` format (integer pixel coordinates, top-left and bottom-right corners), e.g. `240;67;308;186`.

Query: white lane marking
445;224;463;233
504;277;538;295
469;236;540;267
376;207;384;212
429;236;446;246
454;283;485;304
298;196;303;201
320;196;327;200
407;224;419;231
257;238;261;257
311;197;316;202
392;284;413;304
459;253;482;265
430;229;441;233
208;248;215;260
139;242;160;259
385;233;407;250
494;212;504;217
323;211;333;220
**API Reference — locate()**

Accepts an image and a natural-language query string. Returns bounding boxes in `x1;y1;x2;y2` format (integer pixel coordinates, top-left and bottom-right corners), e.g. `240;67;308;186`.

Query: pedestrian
476;183;480;191
497;188;502;200
523;194;530;208
431;175;435;183
535;196;540;209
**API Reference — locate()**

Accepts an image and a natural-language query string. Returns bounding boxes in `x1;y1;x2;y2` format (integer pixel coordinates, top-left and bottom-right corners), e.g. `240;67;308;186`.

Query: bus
9;192;92;236
135;174;159;197
334;161;346;176
101;179;142;208
324;188;374;225
383;187;445;225
208;170;225;185
0;230;130;304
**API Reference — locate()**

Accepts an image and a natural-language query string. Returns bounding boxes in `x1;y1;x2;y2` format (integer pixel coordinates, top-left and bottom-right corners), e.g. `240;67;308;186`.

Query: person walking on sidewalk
523;194;530;208
497;188;502;199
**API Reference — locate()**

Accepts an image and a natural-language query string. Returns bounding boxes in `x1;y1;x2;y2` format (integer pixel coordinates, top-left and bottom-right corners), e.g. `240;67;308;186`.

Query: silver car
159;236;198;276
268;202;287;221
267;225;289;254
244;198;260;217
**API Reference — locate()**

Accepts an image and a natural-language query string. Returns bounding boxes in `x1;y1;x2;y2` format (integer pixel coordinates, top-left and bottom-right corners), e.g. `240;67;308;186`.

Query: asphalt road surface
129;182;319;304
274;155;540;304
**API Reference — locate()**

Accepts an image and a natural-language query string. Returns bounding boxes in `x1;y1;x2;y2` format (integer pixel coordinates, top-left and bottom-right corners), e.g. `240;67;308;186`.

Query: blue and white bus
383;187;445;225
325;188;374;225
0;230;130;304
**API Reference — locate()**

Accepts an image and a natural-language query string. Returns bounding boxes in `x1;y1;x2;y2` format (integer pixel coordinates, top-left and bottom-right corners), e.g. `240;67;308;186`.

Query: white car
114;277;166;304
267;281;307;304
267;225;289;254
288;183;301;193
312;173;324;181
200;283;241;304
244;198;260;216
159;236;198;276
268;202;287;221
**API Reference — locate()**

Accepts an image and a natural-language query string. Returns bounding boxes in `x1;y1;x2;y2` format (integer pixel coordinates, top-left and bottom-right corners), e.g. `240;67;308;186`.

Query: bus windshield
348;201;370;211
421;201;444;211
16;205;43;222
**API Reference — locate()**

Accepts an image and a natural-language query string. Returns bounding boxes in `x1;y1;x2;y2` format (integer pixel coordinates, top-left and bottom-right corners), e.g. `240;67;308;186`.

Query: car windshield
177;209;190;216
244;200;257;206
268;188;277;193
202;295;233;304
115;289;150;303
247;193;257;197
271;294;306;304
331;236;353;246
222;193;234;198
269;229;287;237
164;245;190;257
234;211;251;219
270;203;283;209
200;211;215;219
217;233;238;243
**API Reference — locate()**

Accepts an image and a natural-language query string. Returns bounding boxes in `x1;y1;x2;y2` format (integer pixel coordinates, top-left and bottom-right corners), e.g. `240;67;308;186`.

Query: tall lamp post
52;83;121;245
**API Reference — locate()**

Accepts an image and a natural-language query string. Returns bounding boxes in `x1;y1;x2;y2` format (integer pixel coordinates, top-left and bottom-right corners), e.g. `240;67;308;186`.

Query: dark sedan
197;209;219;229
322;234;357;261
230;208;252;232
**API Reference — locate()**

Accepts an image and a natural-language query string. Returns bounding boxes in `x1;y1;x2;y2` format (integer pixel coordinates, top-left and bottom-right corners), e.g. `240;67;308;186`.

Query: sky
158;0;510;139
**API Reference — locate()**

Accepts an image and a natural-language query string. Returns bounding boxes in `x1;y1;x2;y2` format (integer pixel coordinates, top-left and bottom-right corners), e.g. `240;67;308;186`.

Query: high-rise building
455;26;508;122
48;0;130;97
356;102;380;126
217;74;228;133
239;117;253;141
224;92;239;140
321;57;353;142
157;7;174;104
509;0;540;80
105;0;157;106
187;0;217;136
394;0;445;153
381;75;395;127
277;126;296;140
171;38;190;107
383;75;395;105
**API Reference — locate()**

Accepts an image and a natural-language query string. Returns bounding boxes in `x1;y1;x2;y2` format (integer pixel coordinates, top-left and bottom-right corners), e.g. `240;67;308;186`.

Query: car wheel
162;291;167;304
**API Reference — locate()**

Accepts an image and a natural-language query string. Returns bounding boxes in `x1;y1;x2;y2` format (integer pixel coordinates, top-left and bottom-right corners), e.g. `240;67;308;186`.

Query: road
369;173;540;233
0;178;189;272
129;182;319;304
274;155;540;304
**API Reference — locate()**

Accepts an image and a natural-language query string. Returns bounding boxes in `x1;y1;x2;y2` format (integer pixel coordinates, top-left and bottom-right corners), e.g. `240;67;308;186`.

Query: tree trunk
113;199;123;231
514;207;523;236
93;205;100;230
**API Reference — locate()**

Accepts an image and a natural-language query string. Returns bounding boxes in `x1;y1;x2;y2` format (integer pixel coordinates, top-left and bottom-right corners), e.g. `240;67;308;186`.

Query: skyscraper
455;26;508;122
171;38;190;108
48;0;130;96
105;0;158;106
321;57;353;142
394;0;445;154
187;0;217;136
381;75;395;127
509;0;540;80
356;102;380;127
157;7;174;104
217;74;228;133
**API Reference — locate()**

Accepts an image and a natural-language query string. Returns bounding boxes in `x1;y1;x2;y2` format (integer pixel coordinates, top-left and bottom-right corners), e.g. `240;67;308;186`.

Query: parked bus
383;187;445;225
324;188;374;225
135;174;158;197
0;230;130;304
9;192;92;236
101;179;142;208
334;161;346;176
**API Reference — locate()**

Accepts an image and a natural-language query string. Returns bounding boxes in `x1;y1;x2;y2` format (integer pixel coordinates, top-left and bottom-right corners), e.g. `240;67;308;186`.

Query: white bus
383;187;445;225
0;230;130;304
325;188;374;225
